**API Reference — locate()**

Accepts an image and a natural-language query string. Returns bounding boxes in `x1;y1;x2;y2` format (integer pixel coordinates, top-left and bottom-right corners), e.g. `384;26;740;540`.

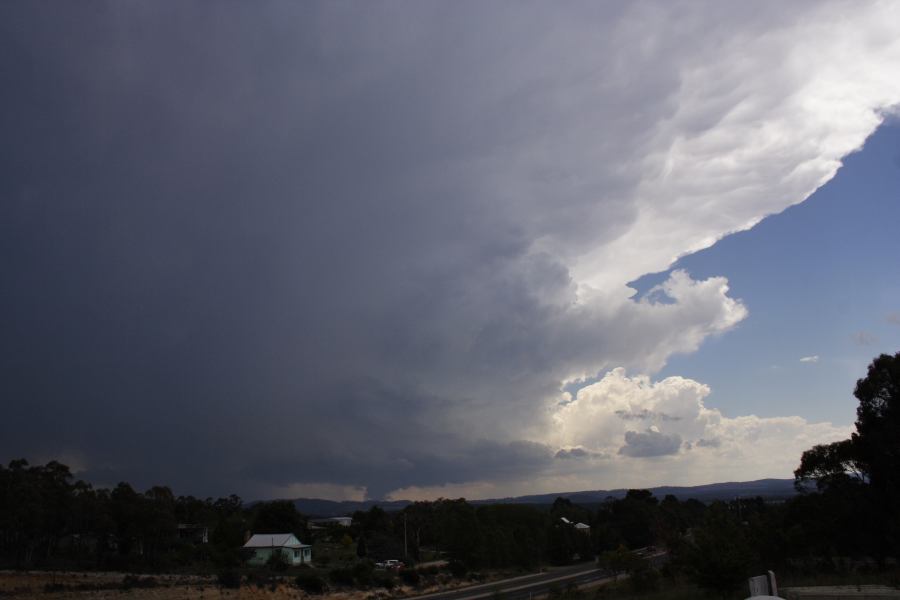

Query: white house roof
243;533;310;549
560;517;571;524
575;522;590;529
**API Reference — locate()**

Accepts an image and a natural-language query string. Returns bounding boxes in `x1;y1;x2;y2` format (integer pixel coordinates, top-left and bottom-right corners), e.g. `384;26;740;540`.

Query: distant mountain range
288;478;798;517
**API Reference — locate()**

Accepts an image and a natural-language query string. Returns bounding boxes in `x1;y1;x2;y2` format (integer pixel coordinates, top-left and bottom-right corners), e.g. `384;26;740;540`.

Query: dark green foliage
599;545;638;576
591;490;665;555
217;569;241;589
550;497;592;525
448;559;468;578
354;506;392;534
613;491;658;549
474;503;549;568
295;570;326;594
628;559;660;593
795;352;900;495
433;499;482;563
247;571;277;590
251;500;307;538
0;459;256;571
266;549;289;571
547;522;577;565
352;560;375;586
400;568;421;586
795;351;900;556
794;439;865;490
686;504;754;597
547;582;581;600
853;352;900;494
373;571;397;589
329;567;356;586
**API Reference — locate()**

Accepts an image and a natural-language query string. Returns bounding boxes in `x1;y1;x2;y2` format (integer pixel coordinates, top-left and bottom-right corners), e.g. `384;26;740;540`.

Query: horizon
282;476;797;505
10;455;795;504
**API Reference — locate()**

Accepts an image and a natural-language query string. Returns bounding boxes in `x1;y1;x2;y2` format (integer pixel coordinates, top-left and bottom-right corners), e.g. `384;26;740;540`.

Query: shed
243;533;312;566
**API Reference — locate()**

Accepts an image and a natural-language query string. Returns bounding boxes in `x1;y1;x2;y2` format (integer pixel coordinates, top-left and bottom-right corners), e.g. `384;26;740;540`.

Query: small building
243;533;312;566
574;522;591;533
310;516;353;528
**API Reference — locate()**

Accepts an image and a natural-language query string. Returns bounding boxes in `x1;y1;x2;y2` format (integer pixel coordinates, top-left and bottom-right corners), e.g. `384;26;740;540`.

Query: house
559;517;590;532
243;533;312;566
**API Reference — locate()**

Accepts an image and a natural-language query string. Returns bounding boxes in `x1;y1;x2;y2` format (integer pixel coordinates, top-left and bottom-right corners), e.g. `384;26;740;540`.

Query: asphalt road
405;564;617;600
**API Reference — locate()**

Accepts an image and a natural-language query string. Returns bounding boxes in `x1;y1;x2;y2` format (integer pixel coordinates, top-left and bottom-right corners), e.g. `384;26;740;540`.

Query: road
404;564;617;600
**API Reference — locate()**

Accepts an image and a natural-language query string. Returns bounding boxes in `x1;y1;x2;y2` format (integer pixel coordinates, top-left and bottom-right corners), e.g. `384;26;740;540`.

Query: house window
294;550;300;559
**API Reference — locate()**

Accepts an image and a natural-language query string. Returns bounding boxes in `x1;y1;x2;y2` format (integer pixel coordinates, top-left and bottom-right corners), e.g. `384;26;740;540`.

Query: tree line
1;351;897;596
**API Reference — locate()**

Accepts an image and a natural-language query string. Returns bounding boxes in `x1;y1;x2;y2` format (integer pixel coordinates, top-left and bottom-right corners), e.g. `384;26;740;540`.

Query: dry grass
0;570;410;600
0;568;510;600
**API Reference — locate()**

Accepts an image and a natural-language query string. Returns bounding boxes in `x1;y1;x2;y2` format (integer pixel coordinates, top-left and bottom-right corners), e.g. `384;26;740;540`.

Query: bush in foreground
296;571;327;594
217;569;242;589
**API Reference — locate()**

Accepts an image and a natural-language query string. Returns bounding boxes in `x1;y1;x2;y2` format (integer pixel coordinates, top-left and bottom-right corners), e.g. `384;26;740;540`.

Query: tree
851;352;900;498
794;351;900;555
251;500;306;536
795;352;900;494
687;504;754;598
793;439;867;490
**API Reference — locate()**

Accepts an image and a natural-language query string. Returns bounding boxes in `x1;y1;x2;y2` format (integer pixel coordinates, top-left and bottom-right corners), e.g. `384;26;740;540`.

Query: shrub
353;561;375;586
373;572;397;590
247;572;277;589
329;567;355;586
628;560;660;593
217;569;242;589
449;560;468;578
296;571;327;594
400;569;421;586
267;551;289;572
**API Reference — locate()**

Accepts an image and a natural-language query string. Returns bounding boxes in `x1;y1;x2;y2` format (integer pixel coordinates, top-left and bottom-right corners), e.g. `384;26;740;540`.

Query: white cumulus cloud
547;368;850;489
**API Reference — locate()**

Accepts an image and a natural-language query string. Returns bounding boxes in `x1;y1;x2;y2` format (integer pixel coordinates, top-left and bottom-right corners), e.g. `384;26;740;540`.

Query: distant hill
287;478;797;517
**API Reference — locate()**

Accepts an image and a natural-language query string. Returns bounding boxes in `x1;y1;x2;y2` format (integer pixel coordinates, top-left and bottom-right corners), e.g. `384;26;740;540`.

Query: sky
2;1;900;502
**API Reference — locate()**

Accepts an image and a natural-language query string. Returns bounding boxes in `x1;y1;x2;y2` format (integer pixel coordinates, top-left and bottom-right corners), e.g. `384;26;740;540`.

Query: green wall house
243;533;312;566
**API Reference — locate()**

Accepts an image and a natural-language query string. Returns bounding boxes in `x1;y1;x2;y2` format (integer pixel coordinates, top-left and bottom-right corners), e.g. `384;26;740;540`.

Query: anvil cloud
1;1;898;500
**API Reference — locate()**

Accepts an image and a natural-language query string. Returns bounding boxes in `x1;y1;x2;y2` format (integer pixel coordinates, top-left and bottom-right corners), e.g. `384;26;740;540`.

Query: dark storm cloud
4;1;892;498
0;1;646;498
242;439;555;501
554;447;605;460
695;437;722;448
618;430;683;458
555;448;589;460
